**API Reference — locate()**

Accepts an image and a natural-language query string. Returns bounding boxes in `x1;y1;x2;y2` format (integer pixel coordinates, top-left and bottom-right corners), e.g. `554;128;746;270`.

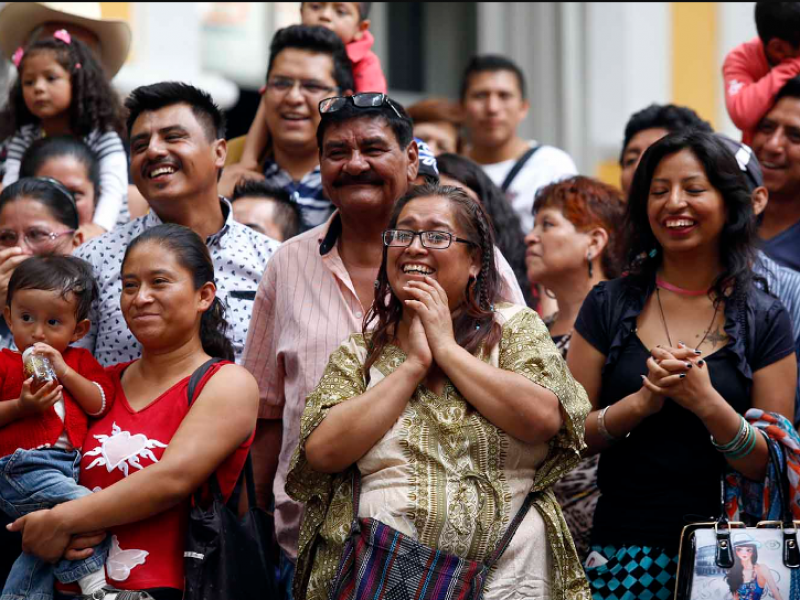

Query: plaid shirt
263;159;333;231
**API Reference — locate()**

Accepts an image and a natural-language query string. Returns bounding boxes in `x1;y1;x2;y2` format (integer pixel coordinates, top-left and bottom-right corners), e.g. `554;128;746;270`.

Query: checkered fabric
586;545;678;600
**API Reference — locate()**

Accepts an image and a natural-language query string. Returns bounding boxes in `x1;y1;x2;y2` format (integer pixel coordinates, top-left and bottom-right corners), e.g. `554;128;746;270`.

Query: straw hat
0;2;131;78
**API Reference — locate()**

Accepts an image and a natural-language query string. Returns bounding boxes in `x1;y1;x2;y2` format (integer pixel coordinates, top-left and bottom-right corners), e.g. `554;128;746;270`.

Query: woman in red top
7;224;259;600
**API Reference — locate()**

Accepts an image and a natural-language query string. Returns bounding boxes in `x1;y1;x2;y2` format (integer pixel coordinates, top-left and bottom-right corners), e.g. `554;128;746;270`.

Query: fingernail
679;374;686;379
685;362;693;368
698;360;705;366
694;349;702;355
640;374;646;380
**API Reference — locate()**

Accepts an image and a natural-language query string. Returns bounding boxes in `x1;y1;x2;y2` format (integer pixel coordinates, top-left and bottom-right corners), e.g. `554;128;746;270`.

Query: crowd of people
1;1;800;600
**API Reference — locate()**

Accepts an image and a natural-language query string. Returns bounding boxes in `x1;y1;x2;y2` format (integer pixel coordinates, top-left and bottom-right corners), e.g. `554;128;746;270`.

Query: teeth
150;166;175;178
403;265;433;275
762;162;780;169
666;219;694;228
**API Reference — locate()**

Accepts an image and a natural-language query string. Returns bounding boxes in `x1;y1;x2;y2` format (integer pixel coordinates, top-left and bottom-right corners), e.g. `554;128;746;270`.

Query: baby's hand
17;378;63;419
31;343;68;379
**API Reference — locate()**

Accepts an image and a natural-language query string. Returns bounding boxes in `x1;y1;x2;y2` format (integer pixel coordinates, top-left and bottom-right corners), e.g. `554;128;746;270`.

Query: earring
374;279;380;289
588;255;594;279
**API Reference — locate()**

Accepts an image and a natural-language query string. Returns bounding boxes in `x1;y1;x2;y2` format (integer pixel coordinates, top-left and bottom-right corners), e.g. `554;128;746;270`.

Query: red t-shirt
71;360;253;592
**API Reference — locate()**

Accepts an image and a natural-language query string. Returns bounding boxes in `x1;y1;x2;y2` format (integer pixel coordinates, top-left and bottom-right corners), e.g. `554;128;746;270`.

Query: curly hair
533;176;627;280
625;130;758;303
7;34;123;137
363;183;502;381
435;153;534;307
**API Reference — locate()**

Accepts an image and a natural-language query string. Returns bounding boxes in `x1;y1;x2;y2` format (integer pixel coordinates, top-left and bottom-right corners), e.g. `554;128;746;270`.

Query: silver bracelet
598;405;630;443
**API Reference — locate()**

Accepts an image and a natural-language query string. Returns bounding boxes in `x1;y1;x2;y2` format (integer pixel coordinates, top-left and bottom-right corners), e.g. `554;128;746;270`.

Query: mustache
333;171;383;187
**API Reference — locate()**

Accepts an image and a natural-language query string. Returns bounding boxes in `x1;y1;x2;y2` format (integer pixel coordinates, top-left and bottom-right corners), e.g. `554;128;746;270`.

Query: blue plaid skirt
584;545;678;600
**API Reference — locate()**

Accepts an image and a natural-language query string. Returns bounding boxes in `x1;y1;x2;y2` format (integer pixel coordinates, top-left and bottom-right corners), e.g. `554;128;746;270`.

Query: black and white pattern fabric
262;159;331;231
74;198;280;366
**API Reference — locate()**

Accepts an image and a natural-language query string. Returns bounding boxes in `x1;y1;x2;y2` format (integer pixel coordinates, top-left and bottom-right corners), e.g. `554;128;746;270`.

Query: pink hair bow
53;29;72;45
11;47;24;68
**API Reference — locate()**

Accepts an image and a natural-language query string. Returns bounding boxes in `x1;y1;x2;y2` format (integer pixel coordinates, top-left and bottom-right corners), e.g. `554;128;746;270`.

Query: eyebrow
397;217;453;229
130;125;189;146
651;174;708;184
361;137;388;146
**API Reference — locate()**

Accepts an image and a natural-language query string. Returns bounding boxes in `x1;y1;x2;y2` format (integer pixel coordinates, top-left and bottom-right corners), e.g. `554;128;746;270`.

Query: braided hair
7;33;123;136
363;183;502;380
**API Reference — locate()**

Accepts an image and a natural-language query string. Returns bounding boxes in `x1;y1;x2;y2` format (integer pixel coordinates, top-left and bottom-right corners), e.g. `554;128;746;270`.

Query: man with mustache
74;81;280;365
752;76;800;272
242;94;525;599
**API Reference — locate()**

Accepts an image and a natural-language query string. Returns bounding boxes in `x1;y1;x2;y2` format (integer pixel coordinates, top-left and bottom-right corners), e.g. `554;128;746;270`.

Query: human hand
7;509;71;563
63;530;107;561
404;277;456;360
31;343;68;378
405;312;432;378
217;164;266;199
642;344;717;416
17;378;63;418
0;246;29;308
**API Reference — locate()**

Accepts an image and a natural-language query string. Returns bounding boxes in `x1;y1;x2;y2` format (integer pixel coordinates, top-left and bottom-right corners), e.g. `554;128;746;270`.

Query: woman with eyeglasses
287;183;591;600
0;176;83;585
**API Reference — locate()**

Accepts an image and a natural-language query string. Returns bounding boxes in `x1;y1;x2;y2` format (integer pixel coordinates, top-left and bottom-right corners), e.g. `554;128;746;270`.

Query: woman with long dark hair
7;224;258;599
727;535;782;600
568;131;796;598
287;184;591;600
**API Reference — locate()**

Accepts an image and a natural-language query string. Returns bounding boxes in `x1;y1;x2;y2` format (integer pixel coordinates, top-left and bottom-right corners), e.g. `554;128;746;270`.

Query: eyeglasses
319;93;404;119
266;78;337;98
383;229;477;250
0;228;75;250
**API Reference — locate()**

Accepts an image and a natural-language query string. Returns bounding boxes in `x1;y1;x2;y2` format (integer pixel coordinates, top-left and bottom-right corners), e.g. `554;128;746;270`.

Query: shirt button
355;311;363;319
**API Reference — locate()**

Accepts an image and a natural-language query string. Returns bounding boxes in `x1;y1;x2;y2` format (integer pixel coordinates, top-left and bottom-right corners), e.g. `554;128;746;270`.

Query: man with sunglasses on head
223;25;354;232
242;92;526;600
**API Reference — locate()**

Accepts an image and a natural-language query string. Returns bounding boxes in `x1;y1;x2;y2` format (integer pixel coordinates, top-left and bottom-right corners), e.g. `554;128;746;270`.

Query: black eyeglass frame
319;93;404;120
382;229;478;250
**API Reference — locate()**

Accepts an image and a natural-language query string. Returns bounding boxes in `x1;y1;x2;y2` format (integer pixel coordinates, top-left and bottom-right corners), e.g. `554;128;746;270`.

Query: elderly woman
7;224;258;599
524;176;626;561
287;183;591;600
568;131;796;599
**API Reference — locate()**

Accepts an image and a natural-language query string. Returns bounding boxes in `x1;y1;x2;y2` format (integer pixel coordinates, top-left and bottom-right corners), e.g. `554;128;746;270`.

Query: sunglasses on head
319;93;404;120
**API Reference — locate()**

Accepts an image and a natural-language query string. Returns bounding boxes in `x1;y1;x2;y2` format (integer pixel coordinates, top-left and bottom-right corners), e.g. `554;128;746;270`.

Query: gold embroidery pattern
287;305;592;600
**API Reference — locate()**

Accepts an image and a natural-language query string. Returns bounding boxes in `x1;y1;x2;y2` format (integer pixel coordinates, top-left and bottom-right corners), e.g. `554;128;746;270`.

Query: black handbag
182;358;277;600
674;435;800;600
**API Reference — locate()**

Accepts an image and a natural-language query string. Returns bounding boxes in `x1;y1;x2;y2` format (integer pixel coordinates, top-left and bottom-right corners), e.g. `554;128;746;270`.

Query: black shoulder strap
500;145;541;193
187;358;224;406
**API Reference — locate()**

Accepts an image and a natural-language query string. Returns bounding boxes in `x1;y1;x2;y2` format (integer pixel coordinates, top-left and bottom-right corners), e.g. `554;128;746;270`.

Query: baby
0;256;119;600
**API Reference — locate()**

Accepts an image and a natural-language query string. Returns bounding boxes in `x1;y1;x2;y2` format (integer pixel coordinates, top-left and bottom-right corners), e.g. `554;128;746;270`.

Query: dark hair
317;95;414;151
7;34;123;136
363;183;501;380
0;177;79;229
125;82;226;141
267;25;354;93
726;545;760;595
121;224;234;361
625;130;757;304
775;76;800;104
407;98;465;153
756;2;800;48
620;104;713;165
231;180;301;240
533;176;627;279
460;54;527;101
19;135;101;202
435;153;533;307
7;255;97;322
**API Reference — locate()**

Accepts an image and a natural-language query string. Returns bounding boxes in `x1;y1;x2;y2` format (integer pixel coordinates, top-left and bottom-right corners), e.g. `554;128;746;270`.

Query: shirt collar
318;211;342;255
143;197;233;247
346;30;375;63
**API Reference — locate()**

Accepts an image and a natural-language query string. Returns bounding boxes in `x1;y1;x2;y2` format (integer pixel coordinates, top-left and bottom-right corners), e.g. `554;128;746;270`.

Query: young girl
2;29;128;237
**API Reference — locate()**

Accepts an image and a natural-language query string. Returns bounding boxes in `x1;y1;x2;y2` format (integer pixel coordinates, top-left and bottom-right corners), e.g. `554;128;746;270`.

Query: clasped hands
402;276;458;376
640;343;718;417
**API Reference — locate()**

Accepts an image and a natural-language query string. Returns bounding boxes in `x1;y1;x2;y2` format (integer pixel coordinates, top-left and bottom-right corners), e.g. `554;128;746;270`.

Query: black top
575;276;795;552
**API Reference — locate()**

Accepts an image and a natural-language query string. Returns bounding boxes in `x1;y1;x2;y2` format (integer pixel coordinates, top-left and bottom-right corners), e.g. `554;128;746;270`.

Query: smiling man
74;82;280;365
461;55;576;233
752;77;800;271
259;25;354;231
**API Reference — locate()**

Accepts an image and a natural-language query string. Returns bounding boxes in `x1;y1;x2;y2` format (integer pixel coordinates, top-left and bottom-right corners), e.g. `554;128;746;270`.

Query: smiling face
129;103;226;206
300;2;366;44
20;50;72;124
646;149;726;256
121;241;214;352
524;207;591;286
620;127;670;196
462;70;529;150
265;48;339;155
320;116;419;215
34;156;96;226
386;195;480;312
4;288;85;353
752;95;800;199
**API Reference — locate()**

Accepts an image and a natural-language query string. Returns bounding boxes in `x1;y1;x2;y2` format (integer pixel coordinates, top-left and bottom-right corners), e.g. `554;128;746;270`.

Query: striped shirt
262;159;331;231
242;212;525;560
2;124;129;231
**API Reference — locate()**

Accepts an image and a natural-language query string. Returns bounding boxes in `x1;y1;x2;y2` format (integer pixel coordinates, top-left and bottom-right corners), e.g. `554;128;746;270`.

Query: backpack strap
500;145;541;193
187;358;224;406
